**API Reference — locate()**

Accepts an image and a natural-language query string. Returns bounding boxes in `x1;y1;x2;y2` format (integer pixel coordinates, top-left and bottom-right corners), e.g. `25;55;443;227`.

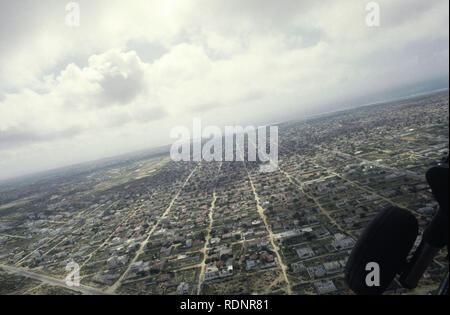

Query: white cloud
0;0;448;179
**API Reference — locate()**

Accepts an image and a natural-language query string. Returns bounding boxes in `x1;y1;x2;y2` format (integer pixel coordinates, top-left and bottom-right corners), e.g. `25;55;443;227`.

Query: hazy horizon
0;88;447;183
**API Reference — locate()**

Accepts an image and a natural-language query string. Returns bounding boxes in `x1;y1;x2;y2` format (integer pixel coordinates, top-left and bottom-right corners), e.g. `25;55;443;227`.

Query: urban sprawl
0;91;448;295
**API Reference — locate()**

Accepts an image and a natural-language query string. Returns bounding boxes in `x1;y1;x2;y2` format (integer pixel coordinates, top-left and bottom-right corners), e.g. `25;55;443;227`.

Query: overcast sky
0;0;448;180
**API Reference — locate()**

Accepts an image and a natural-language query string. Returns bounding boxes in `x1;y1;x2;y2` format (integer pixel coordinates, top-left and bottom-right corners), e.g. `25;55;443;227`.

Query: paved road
0;264;109;295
